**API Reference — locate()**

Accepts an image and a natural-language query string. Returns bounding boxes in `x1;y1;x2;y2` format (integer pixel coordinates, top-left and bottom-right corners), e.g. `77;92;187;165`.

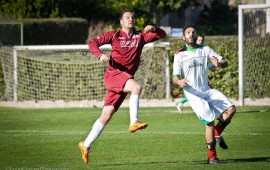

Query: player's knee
227;105;236;116
100;107;115;124
133;83;142;94
101;114;113;124
218;119;231;128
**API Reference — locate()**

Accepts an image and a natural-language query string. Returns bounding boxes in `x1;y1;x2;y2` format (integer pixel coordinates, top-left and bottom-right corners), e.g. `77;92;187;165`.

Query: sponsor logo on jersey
120;40;138;47
189;59;202;68
133;34;140;38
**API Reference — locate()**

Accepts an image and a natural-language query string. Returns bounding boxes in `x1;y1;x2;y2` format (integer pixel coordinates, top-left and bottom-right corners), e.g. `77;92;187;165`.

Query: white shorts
184;87;234;125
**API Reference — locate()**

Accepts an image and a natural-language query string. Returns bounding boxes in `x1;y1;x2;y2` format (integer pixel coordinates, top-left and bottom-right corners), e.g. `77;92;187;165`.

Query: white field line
0;130;268;136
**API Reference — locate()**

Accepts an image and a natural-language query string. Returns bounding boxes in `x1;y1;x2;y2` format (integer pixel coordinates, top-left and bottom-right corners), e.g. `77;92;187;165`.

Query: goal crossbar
13;42;170;51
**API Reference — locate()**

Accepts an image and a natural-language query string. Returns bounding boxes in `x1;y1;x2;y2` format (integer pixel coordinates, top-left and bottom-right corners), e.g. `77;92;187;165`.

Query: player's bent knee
100;113;113;124
125;79;142;94
132;83;142;94
136;84;143;91
228;105;236;115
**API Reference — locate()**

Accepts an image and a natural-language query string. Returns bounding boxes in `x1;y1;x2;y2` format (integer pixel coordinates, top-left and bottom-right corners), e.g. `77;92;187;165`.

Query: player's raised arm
142;25;166;43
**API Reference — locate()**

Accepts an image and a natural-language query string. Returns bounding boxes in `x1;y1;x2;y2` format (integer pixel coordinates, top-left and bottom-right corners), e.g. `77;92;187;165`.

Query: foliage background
0;18;89;45
1;35;270;100
0;0;237;35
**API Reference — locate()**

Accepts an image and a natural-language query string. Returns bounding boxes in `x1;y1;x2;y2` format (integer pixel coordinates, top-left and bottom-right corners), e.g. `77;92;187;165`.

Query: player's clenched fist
99;54;110;63
143;25;156;33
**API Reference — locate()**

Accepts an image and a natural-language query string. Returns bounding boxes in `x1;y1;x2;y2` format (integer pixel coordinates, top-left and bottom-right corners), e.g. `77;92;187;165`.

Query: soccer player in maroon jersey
78;8;166;164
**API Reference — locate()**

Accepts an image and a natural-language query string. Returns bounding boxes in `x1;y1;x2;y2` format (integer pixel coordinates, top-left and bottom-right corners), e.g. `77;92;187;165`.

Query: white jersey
173;45;223;93
173;45;234;124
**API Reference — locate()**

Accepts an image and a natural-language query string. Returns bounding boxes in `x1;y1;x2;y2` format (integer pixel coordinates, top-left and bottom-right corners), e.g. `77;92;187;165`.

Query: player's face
120;12;135;29
183;27;197;47
196;36;204;45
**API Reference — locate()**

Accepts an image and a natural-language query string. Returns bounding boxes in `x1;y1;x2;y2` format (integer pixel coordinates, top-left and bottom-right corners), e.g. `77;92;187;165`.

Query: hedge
0;18;89;45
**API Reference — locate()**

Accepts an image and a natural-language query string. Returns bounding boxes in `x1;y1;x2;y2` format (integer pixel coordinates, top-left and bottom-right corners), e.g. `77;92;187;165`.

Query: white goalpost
238;3;270;106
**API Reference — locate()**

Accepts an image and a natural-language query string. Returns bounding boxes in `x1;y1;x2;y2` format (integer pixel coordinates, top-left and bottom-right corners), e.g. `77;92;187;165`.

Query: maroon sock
208;149;217;160
214;124;225;137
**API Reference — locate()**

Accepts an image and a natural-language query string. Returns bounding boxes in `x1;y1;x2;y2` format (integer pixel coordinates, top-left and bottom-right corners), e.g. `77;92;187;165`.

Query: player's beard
128;22;135;29
128;25;135;29
185;35;197;47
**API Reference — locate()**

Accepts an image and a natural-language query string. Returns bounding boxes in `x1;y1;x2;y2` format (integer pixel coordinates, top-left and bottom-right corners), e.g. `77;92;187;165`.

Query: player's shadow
225;157;270;163
96;157;270;167
194;156;270;164
96;160;181;168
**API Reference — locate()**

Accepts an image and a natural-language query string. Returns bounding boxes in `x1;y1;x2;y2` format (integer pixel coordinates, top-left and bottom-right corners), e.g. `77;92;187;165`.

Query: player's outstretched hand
211;56;228;68
210;56;219;68
177;79;189;87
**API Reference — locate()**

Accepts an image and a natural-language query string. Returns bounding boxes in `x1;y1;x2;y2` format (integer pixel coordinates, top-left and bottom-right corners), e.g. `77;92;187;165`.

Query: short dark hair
119;8;133;20
197;34;204;39
183;24;197;35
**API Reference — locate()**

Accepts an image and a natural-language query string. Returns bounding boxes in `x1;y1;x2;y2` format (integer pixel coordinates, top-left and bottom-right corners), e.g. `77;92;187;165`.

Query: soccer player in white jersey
172;24;236;164
176;34;207;114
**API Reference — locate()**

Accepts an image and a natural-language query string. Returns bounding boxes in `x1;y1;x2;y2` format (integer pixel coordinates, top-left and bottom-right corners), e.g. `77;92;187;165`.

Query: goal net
0;43;169;102
238;4;270;106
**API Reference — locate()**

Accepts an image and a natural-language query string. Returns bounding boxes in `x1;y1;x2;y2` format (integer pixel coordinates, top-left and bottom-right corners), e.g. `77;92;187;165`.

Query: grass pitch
0;106;270;170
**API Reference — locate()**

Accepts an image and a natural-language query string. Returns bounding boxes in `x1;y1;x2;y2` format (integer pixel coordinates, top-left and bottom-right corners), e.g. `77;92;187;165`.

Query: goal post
6;42;170;103
238;3;270;106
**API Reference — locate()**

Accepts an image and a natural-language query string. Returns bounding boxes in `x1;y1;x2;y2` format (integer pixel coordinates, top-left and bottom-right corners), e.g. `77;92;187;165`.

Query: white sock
129;94;139;125
84;119;105;148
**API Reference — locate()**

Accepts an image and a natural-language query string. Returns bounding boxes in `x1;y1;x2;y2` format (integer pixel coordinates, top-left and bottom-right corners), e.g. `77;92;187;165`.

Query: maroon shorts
103;67;133;111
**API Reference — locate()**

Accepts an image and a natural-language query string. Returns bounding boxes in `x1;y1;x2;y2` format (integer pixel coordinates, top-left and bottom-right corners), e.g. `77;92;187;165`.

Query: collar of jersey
184;45;197;52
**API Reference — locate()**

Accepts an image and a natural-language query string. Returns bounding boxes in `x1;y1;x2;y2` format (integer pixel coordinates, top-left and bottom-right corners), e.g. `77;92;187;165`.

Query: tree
0;0;187;29
197;0;238;35
0;0;60;19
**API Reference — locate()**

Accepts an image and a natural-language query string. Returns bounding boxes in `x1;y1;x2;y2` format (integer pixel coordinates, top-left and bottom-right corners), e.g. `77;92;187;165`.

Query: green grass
0;106;270;170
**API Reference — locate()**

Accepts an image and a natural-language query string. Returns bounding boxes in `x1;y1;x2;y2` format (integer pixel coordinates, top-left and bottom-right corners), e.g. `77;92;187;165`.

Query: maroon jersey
88;28;166;75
